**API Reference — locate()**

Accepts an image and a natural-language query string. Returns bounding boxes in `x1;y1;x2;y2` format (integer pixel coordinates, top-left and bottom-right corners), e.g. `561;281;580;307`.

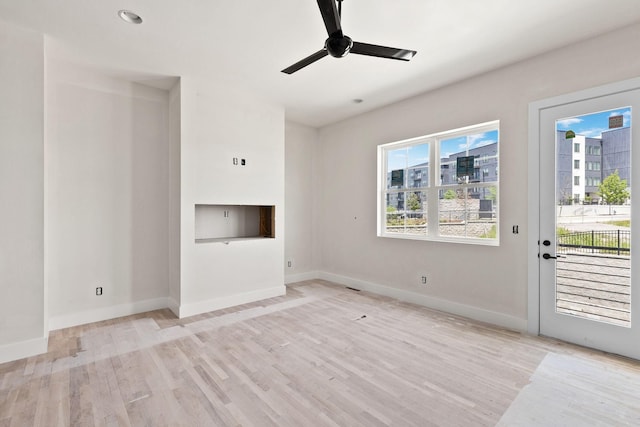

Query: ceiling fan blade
317;0;342;37
351;42;417;61
281;49;328;74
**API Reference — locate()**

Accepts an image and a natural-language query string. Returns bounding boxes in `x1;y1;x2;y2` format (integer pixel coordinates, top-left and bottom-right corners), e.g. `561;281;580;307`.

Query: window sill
378;233;499;247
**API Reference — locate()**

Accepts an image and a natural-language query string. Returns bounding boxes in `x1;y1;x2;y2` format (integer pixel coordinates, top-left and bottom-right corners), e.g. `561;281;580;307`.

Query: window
574;159;580;169
586;177;601;186
378;121;499;245
586;161;601;171
587;145;602;155
574;176;580;185
574;143;580;153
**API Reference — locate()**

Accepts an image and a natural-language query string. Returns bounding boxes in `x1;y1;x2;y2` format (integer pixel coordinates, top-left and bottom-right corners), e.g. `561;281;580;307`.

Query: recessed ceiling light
118;10;143;24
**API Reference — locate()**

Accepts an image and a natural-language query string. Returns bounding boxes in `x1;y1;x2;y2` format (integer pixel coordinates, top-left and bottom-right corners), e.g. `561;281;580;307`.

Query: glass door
539;88;639;359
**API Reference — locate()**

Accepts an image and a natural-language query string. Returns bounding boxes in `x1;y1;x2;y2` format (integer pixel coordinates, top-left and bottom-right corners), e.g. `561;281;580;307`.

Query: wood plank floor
1;280;639;426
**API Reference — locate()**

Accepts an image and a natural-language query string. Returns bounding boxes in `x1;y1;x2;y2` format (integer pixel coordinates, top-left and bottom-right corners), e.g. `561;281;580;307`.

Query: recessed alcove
194;204;275;242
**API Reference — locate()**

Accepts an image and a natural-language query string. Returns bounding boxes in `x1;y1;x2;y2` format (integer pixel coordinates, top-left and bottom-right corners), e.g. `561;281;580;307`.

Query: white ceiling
1;0;640;127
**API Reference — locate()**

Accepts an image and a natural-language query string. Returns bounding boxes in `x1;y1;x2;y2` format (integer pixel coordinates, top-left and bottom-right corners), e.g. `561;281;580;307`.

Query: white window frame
377;120;499;246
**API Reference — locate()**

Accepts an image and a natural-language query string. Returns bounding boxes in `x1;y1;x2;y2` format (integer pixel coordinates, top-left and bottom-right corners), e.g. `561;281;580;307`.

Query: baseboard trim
0;336;48;364
317;271;528;332
177;285;286;318
48;297;170;331
285;271;320;284
167;297;180;318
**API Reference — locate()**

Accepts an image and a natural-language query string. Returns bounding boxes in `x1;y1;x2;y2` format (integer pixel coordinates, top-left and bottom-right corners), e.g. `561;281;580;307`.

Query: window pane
408;144;429;188
408;164;429;188
439;188;470;237
439;186;497;238
387;148;407;190
440;130;498;184
386;191;427;235
478;185;498;239
386;194;404;234
387;144;428;190
386;192;404;211
405;191;428;235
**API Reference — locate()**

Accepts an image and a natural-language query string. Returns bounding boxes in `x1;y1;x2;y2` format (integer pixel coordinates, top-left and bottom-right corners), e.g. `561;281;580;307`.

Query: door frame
528;76;640;336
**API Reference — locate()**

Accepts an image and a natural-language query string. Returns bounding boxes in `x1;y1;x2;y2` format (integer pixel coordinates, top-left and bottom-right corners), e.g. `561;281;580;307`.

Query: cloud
580;127;607;138
556;117;582;128
468;132;497;149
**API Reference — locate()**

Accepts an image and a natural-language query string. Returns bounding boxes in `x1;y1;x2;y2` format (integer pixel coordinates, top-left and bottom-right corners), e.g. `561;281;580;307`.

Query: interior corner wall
284;121;319;282
46;59;171;329
315;22;640;330
178;78;285;317
0;20;46;361
168;80;181;313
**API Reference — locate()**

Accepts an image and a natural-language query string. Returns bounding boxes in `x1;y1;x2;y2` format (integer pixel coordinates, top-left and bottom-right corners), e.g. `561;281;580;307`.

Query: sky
556;107;631;138
387;130;499;171
387;143;428;171
440;130;498;159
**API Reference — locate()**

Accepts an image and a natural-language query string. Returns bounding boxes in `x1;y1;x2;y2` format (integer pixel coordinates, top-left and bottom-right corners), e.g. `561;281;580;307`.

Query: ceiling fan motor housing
325;35;353;57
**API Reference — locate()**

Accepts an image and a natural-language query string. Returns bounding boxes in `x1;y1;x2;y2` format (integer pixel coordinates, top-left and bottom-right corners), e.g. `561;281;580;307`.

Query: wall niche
195;204;275;242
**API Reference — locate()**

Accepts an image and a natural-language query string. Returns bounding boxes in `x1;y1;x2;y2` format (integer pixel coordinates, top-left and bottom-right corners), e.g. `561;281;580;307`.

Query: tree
407;193;421;211
486;186;497;202
599;170;629;212
443;189;456;200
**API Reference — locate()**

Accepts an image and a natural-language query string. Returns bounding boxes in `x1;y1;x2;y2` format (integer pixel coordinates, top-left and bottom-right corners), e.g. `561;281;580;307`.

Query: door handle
542;253;557;260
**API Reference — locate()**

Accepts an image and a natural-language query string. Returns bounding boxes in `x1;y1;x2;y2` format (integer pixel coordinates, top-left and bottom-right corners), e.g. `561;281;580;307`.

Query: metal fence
557;230;630;256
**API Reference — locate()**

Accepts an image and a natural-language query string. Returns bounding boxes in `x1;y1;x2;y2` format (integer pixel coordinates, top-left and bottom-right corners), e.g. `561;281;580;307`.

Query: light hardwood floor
1;280;639;426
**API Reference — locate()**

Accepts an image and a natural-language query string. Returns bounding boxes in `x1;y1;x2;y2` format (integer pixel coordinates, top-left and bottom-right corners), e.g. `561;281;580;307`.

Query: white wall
46;59;171;329
314;23;640;330
0;20;46;362
176;78;285;317
284;121;319;282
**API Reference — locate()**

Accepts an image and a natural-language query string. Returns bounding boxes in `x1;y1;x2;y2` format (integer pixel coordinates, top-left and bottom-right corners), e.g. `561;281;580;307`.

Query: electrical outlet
421;276;427;285
96;287;103;296
287;259;293;268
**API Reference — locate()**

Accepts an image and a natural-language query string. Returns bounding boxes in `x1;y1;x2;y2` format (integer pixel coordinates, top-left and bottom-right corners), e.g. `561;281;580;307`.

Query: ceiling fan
282;0;417;74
